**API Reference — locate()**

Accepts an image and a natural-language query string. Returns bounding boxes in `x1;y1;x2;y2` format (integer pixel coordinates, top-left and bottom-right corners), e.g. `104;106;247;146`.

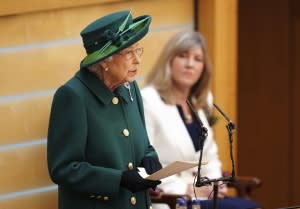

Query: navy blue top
176;105;201;151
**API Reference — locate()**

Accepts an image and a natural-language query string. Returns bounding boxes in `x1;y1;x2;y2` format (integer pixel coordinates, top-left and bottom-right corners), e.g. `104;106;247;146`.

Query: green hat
80;10;152;69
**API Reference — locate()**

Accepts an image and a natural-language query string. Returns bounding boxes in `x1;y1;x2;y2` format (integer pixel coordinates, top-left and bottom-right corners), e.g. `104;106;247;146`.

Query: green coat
47;69;159;209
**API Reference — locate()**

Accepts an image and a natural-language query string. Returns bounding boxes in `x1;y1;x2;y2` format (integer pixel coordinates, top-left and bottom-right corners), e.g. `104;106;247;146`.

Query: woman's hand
186;183;228;199
217;183;228;199
120;170;161;193
186;184;212;199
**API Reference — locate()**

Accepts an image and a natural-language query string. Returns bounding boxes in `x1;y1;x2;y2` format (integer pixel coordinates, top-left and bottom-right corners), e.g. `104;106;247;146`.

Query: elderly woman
141;31;261;209
47;10;162;209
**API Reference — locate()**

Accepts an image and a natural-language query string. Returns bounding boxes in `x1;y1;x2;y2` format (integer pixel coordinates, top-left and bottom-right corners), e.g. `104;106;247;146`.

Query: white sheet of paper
137;167;149;178
145;161;206;181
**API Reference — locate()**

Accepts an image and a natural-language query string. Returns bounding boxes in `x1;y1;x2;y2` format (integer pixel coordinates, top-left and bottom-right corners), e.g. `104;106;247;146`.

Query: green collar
75;69;131;104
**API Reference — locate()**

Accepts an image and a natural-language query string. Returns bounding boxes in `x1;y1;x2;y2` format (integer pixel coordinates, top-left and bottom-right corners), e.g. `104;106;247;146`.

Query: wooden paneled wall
0;1;196;208
238;0;300;208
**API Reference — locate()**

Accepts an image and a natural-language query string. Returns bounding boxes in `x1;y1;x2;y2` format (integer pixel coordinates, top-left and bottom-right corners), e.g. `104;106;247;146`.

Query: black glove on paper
141;156;162;175
120;170;161;193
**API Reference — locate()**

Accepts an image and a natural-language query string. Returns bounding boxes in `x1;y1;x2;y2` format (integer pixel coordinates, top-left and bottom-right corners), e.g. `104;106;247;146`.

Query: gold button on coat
103;196;109;201
123;129;129;136
128;162;133;170
130;196;136;205
96;195;101;199
112;97;119;104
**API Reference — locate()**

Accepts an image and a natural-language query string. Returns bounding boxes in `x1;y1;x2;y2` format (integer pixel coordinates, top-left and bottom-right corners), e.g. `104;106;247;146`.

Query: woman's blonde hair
144;31;212;112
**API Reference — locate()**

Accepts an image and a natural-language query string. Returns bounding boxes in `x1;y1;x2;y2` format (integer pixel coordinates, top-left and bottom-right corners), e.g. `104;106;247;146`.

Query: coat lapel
75;69;115;105
115;84;131;104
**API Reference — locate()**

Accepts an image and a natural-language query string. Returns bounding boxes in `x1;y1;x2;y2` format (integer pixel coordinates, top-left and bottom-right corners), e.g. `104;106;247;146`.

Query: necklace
185;114;193;123
124;82;133;102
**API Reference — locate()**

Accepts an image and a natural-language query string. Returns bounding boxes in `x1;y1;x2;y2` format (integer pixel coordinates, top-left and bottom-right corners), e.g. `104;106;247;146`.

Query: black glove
140;156;162;175
120;170;161;193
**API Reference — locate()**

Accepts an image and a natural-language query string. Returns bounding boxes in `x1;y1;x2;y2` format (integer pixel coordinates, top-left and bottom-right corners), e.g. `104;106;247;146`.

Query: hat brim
80;15;151;69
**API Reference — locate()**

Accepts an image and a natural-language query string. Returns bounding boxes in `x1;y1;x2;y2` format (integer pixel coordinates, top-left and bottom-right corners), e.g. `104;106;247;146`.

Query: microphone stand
186;100;236;209
213;103;236;179
186;100;208;187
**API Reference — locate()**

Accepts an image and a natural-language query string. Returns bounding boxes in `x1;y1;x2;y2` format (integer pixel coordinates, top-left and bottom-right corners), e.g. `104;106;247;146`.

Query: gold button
123;129;129;137
149;206;153;209
130;196;136;205
89;195;95;198
128;162;133;170
96;195;101;199
103;196;109;201
112;97;119;104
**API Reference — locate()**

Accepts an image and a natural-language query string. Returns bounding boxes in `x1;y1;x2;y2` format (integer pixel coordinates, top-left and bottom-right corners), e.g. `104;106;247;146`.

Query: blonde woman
141;31;260;209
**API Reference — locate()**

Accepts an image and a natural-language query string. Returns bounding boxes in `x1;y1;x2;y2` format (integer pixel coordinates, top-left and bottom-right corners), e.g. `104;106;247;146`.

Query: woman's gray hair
87;56;113;73
144;30;212;111
87;62;101;73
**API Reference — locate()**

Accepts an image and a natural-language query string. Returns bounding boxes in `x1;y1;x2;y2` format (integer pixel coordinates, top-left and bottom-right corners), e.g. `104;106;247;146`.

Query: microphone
213;103;235;131
186;100;208;140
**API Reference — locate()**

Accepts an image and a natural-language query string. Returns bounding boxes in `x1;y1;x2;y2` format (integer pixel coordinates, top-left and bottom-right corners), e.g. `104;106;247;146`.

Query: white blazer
141;86;222;195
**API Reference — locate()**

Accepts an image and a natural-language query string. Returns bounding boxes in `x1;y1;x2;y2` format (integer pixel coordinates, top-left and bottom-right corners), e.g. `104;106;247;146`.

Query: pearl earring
105;67;108;72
